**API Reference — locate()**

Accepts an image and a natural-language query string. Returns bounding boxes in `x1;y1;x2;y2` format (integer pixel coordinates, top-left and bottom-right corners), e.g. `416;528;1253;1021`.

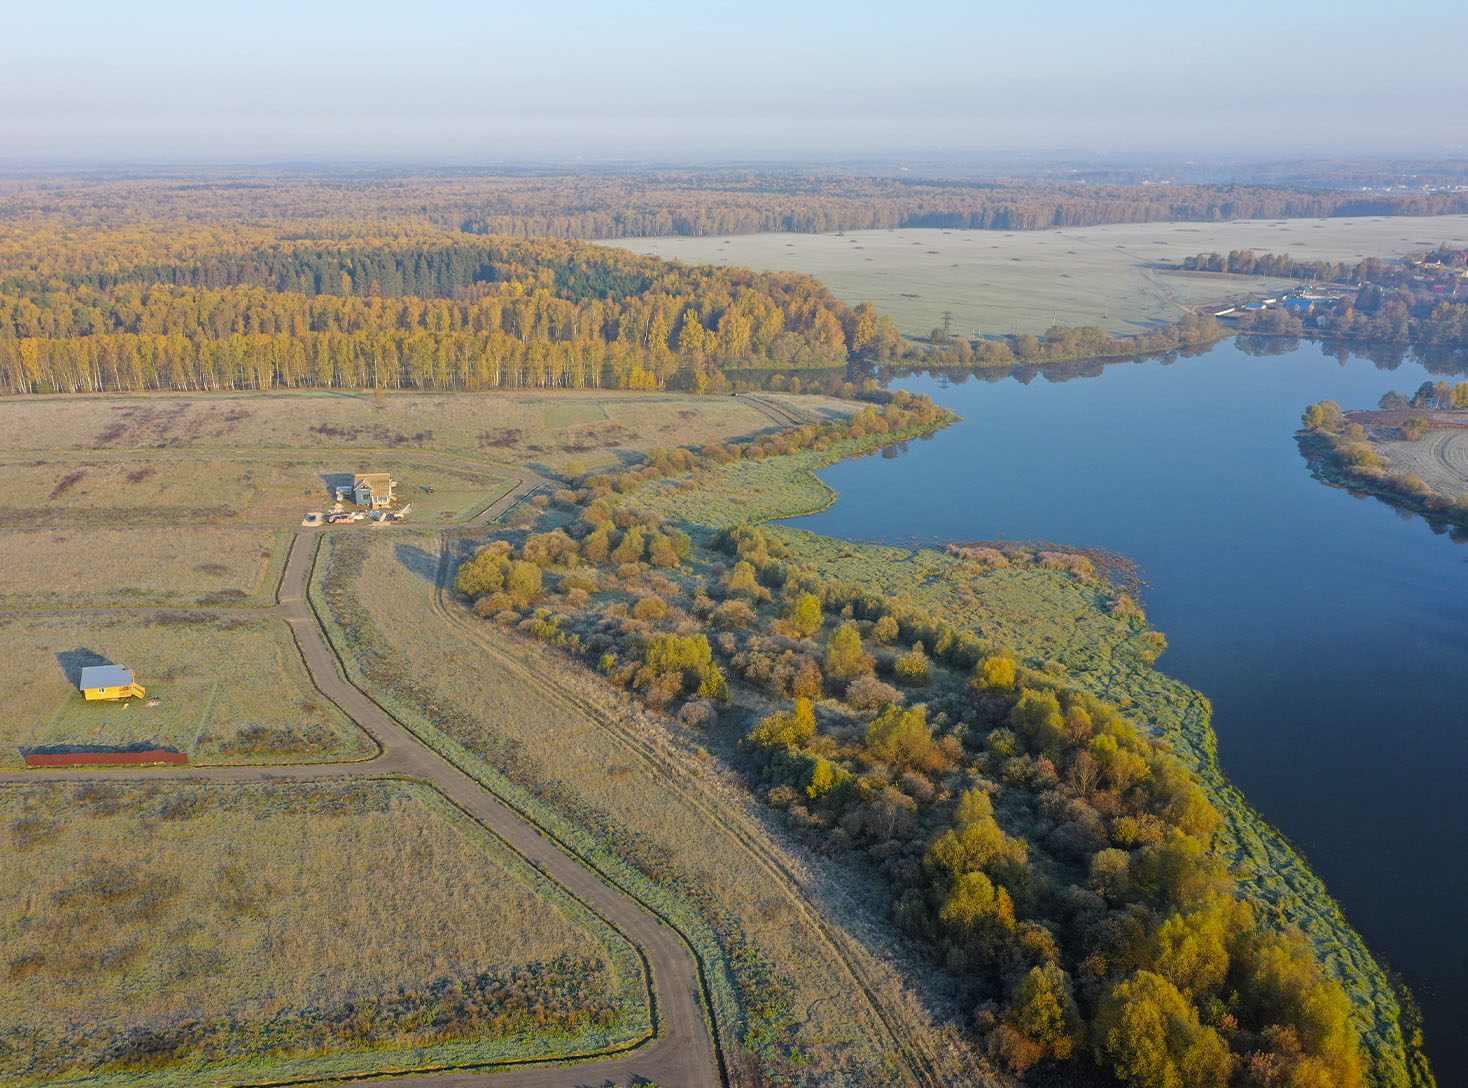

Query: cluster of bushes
717;535;1365;1088
1181;249;1385;284
574;391;949;497
456;426;1372;1088
3;956;618;1079
922;313;1223;369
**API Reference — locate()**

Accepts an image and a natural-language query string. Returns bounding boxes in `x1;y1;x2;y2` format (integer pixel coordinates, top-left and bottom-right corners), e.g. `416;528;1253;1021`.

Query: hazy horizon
8;0;1466;164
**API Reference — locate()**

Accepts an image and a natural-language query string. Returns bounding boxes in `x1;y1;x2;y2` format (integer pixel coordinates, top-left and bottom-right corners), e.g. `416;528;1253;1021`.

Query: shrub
713;599;758;629
747;698;817;750
1301;400;1345;433
726;560;761;597
633;596;668;621
845;675;903;713
455;547;510;597
505;560;543;606
824;621;874;682
784;592;824;638
975;654;1018;691
1401;417;1430;441
679;699;719;728
894;643;931;686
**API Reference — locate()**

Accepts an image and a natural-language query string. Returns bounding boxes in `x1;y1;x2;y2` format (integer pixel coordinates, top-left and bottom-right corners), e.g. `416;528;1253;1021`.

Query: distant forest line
0;229;906;396
5;169;1468;242
3;171;1467;396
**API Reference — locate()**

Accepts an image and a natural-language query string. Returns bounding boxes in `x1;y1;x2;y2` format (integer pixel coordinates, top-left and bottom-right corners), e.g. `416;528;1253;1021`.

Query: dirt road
0;527;722;1088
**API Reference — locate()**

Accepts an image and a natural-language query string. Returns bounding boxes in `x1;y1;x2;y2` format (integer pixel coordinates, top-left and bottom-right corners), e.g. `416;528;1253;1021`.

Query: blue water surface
787;339;1468;1081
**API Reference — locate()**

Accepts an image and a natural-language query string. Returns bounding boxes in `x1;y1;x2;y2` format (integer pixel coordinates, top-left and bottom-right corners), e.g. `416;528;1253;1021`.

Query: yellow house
79;665;146;701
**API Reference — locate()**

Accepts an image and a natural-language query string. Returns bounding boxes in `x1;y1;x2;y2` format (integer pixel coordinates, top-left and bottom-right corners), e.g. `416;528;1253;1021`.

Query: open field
0;779;649;1086
1370;422;1468;500
610;214;1468;336
0;613;374;767
0;390;850;473
314;531;978;1087
0;454;513;527
0;528;288;609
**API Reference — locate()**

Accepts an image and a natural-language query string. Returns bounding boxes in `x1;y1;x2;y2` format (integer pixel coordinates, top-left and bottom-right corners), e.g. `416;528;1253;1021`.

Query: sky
6;0;1466;164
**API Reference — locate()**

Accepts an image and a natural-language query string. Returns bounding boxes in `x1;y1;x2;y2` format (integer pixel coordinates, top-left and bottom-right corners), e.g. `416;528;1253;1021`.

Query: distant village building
79;665;146;701
336;473;397;509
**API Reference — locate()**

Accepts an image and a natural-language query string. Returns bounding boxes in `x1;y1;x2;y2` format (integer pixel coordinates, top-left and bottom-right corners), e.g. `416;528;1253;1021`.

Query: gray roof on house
79;665;133;689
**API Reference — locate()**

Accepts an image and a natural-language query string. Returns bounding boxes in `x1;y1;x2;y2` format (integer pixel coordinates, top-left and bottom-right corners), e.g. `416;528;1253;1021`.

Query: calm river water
788;339;1467;1081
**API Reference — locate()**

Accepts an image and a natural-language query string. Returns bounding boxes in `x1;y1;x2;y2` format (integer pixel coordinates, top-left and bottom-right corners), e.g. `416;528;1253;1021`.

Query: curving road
0;524;722;1088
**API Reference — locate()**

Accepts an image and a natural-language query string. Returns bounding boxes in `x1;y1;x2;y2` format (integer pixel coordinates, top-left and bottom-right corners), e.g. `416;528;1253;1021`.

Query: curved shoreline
727;422;1431;1087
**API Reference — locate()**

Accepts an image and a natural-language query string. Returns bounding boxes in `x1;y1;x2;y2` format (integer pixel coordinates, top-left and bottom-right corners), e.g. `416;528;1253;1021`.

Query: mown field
0;528;289;609
312;530;980;1087
0;391;847;473
0;779;650;1087
612;214;1468;337
1371;425;1468;499
0;454;512;527
0;613;374;766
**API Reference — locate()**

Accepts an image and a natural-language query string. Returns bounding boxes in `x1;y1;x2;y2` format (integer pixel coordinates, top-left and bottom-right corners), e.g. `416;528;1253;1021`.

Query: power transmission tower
941;311;954;338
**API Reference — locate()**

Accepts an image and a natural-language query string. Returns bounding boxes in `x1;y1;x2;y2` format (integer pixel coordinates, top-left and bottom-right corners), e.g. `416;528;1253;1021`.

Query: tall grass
0;779;650;1086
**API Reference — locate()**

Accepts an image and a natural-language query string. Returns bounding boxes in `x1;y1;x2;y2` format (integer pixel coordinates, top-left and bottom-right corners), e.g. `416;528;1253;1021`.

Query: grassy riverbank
635;442;1426;1087
432;390;1429;1088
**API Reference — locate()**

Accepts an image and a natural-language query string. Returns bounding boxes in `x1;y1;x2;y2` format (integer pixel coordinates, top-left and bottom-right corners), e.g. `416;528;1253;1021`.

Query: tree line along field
0;390;844;474
610;214;1468;338
0;528;288;609
0;614;375;767
6;171;1468;402
0;779;651;1087
5;168;1466;244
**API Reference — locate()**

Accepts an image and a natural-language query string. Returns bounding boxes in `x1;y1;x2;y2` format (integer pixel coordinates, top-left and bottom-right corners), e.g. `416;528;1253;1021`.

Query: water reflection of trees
870;340;1215;387
1234;336;1468;375
1296;435;1468;544
867;336;1468;388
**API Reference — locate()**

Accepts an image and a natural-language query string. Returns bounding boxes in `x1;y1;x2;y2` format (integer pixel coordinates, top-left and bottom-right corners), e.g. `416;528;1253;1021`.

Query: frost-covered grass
0;779;650;1087
0;614;374;767
610;215;1468;337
